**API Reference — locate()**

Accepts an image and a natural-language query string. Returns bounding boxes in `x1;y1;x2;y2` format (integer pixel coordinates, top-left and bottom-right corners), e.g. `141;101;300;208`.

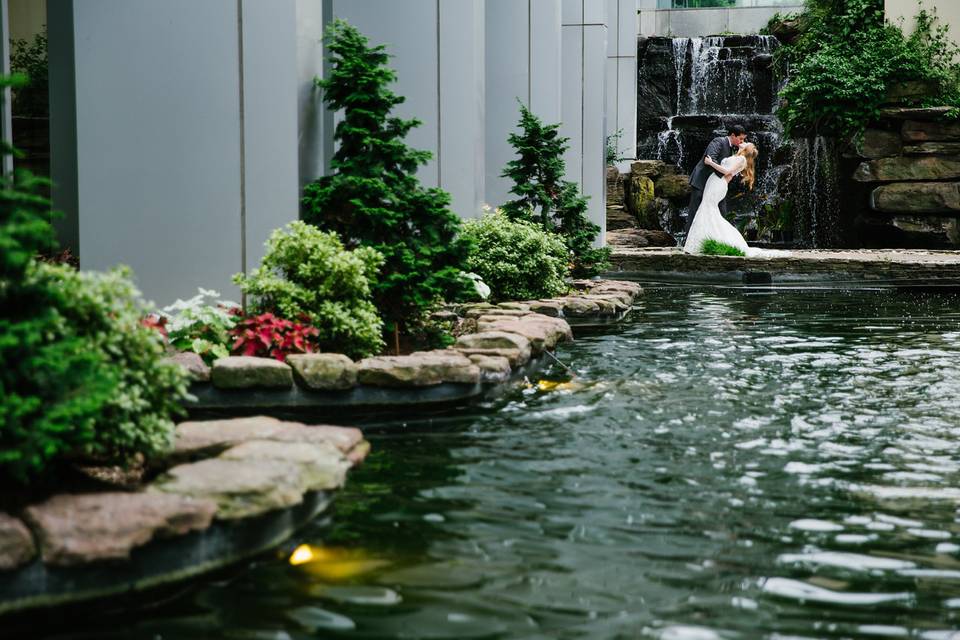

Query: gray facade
48;0;299;305
638;2;805;37
42;0;629;304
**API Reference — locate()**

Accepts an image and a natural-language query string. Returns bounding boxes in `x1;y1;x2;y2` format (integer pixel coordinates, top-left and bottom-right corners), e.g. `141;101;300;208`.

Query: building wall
295;0;326;190
886;0;960;39
48;0;299;305
562;0;607;246
328;0;485;220
484;0;562;210
639;5;803;37
606;0;637;163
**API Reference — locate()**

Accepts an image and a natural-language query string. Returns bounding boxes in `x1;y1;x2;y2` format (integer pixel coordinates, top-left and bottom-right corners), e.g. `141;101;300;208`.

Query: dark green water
55;287;960;639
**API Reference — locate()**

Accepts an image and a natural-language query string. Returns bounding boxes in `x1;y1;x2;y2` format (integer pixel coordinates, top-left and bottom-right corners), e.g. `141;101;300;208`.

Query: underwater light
289;544;315;566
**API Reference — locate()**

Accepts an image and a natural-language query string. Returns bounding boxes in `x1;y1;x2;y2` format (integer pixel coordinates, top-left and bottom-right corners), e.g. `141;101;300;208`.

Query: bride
683;142;765;256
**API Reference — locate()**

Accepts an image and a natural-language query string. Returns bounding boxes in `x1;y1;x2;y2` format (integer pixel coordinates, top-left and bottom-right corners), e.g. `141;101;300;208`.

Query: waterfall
672;38;689;114
656;116;684;166
789;136;841;248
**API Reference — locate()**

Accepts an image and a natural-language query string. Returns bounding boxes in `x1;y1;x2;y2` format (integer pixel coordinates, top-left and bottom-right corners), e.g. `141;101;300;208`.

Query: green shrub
501;104;610;277
234;221;385;359
302;21;472;343
0;69;188;484
777;0;960;139
701;239;746;256
461;209;569;302
161;288;239;364
10;29;47;118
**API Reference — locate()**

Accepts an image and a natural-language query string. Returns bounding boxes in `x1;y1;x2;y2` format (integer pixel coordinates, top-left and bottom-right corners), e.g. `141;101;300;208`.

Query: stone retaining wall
178;281;644;413
0;417;369;615
851;107;960;249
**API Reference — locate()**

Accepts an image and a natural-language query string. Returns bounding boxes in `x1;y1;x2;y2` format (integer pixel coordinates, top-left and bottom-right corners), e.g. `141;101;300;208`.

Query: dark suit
684;136;738;236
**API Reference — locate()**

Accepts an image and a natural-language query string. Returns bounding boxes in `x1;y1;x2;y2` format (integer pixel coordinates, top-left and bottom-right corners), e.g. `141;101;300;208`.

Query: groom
683;124;747;237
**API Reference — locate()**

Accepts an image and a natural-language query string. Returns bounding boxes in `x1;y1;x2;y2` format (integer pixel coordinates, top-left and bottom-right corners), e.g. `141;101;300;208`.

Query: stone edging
0;416;368;616
179;280;643;413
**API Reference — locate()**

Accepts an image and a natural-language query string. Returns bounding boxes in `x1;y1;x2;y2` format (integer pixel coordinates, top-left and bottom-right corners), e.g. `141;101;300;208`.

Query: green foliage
161;288;239;364
10;29;48;118
234;220;385;359
302;20;472;336
701;239;746;256
0;72;187;484
501;103;611;278
605;129;629;165
461;209;569;302
776;0;960;139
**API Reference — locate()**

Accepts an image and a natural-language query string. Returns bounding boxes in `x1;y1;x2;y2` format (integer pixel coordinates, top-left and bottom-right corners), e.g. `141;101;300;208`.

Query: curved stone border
0;491;329;617
178;280;642;417
0;417;368;617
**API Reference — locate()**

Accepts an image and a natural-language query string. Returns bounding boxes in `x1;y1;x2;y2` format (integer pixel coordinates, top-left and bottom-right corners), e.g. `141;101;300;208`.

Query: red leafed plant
140;313;169;340
229;312;320;361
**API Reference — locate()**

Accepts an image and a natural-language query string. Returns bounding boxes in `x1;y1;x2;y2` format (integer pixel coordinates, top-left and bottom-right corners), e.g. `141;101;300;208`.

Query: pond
47;286;960;639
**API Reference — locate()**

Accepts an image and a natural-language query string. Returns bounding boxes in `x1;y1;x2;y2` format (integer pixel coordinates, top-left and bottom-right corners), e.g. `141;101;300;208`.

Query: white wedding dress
683;155;764;257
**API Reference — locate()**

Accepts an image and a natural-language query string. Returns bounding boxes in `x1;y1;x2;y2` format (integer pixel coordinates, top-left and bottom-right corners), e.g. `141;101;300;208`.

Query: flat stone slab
23;493;216;567
172;416;367;464
286;354;357;390
608;247;960;285
211;356;293;389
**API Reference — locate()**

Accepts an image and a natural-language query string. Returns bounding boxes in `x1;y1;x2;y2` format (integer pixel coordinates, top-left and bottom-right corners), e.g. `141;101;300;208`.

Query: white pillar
562;0;608;246
330;0;485;219
48;0;299;305
484;0;562;210
606;0;637;164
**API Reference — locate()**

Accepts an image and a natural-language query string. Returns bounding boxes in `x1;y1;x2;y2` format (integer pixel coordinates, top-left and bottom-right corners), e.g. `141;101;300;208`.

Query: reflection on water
48;288;960;639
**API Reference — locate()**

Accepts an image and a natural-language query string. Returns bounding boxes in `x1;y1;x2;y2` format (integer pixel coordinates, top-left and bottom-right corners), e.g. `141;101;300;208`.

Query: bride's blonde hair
736;143;758;190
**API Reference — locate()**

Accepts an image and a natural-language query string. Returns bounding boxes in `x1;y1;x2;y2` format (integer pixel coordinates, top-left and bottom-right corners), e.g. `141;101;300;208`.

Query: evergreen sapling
302;20;471;352
501;103;610;277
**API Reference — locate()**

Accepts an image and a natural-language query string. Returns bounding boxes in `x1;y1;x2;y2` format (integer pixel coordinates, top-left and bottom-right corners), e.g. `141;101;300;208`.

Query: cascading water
635;34;837;246
790;136;841;248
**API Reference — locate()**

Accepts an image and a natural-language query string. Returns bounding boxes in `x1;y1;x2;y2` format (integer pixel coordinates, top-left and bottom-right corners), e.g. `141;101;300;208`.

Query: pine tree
501;103;610;277
302;20;471;351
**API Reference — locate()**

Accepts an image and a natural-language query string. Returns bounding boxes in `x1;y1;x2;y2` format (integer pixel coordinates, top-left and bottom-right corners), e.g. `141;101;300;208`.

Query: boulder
606;166;625;208
858;129;902;158
286;354;357;391
903;142;960;156
0;513;35;570
880;106;955;121
497;302;530;311
606;206;637;231
527;301;564;317
580;294;630;313
883;80;939;104
625;175;656;228
870;182;960;213
630;160;665;179
211;356;293;389
357;352;480;387
24;493;216;566
655;173;692;201
605;228;675;247
172;416;366;464
406;350;482;384
902;119;960;142
476;317;554;354
466;354;513;384
853;157;960;183
219;440;350;493
464;307;528;319
559;297;601;317
150;458;310;520
453;331;532;367
165;351;211;382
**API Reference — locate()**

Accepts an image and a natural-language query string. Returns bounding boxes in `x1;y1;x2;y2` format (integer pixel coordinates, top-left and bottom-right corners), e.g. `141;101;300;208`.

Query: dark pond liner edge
0;491;331;619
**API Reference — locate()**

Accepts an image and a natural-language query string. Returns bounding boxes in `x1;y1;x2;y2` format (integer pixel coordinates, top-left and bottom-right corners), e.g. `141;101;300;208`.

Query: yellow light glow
536;380;580;392
289;544;314;566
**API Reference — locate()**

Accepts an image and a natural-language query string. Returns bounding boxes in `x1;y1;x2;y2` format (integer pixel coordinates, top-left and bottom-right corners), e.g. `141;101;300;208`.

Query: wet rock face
23;493;217;566
856;215;960;249
854;157;960;183
902;119;960;142
211;356;293;389
0;514;35;570
356;352;480;387
636;37;676;132
286;354;357;390
871;182;960;214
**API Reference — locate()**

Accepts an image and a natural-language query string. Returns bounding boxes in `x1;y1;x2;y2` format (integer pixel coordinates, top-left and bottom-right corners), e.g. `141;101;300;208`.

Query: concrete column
562;0;607;246
296;0;326;190
606;0;637;163
47;0;299;305
329;0;485;219
485;0;562;210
